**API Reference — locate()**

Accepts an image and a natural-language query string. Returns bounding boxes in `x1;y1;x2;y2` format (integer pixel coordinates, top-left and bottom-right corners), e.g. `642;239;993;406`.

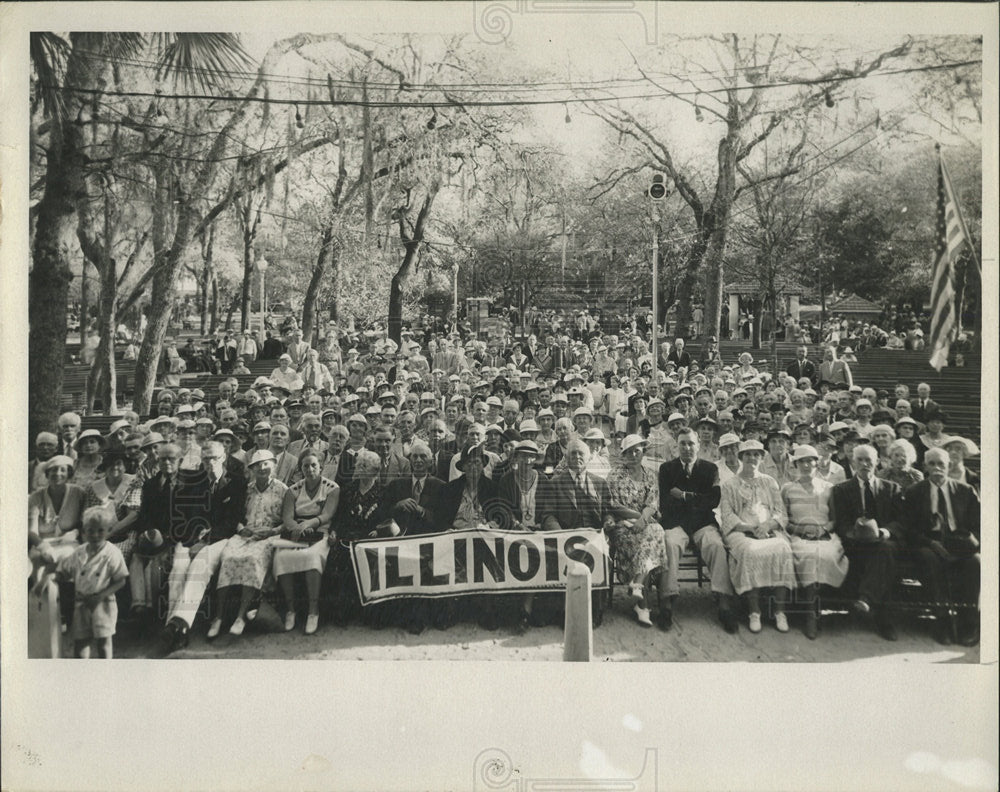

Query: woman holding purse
272;453;340;635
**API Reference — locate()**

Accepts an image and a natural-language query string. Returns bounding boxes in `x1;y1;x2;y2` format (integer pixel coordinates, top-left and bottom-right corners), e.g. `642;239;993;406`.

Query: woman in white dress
83;451;139;564
273;453;340;635
210;450;287;638
719;440;795;634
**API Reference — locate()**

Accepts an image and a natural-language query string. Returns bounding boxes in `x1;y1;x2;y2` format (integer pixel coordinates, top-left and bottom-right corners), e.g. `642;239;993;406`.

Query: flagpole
937;145;982;278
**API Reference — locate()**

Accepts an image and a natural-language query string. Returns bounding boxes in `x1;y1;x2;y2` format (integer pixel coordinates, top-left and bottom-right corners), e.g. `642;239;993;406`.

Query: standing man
831;444;903;641
785;345;817;387
658;428;738;633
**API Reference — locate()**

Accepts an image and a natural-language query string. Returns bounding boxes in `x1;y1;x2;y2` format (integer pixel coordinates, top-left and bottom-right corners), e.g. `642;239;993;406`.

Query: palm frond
154;33;254;92
29;32;70;119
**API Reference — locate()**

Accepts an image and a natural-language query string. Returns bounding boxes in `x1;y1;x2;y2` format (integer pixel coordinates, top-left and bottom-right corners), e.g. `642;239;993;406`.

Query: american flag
928;153;970;371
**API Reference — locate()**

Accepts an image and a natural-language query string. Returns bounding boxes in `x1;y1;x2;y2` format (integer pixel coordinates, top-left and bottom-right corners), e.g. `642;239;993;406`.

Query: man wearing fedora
831;443;904;641
901;448;980;646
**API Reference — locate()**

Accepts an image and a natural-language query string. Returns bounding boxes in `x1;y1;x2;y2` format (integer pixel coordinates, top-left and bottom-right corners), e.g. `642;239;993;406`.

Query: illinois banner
350;527;610;605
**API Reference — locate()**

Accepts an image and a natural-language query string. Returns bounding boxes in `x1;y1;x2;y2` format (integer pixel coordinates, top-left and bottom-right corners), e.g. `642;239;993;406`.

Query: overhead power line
39;58;980;109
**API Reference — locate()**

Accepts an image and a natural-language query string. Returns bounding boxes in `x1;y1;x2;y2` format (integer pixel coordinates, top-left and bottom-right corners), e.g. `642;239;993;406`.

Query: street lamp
647;174;667;384
256;254;269;332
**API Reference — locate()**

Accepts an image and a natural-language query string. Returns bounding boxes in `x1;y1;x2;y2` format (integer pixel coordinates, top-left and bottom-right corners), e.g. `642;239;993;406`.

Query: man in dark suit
902;448;981;646
785;345;818;386
149;441;248;655
372;426;411;488
539;438;616;627
666;337;692;370
831;443;904;640
909;382;940;424
658;428;737;633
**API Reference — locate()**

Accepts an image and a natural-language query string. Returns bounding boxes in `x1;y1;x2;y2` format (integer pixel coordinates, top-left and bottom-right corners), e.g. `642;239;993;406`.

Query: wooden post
563;560;593;662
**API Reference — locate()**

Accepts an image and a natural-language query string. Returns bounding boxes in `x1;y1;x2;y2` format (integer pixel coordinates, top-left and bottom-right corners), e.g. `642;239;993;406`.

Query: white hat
791;444;820;463
518;419;540;434
738;440;766;456
620;434;648;454
248;449;277;467
573;406;593;418
718;432;740;449
666;412;687;424
582;428;607;445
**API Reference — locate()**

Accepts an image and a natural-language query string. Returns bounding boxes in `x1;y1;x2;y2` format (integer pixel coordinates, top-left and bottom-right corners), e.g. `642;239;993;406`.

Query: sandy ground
104;588;980;663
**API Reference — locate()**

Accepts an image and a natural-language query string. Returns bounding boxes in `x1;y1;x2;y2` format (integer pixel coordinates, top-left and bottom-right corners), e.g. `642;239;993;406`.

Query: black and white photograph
2;2;996;791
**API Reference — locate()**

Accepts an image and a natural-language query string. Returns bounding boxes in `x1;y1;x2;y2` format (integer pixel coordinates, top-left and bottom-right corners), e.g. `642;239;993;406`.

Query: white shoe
284;611;296;632
633;604;653;627
229;616;246;636
207;618;222;640
775;612;789;633
304;614;319;635
246;608;258;622
628;583;645;601
749;613;762;633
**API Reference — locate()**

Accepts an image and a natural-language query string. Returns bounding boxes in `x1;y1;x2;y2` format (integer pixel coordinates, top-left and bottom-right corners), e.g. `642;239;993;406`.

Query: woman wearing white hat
719;440;795;633
780;445;849;639
210;450;288;638
606;435;668;628
734;353;758;386
943;436;980;495
715;433;742;486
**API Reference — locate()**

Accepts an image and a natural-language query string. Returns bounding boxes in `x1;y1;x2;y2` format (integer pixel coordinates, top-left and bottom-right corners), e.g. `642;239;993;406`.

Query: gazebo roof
828;292;882;314
724;280;806;295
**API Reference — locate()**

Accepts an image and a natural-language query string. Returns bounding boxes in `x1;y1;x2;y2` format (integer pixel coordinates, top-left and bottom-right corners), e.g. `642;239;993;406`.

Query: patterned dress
878;467;923;489
85;473;137;563
272;477;338;576
217;477;287;589
606;465;668;580
719;473;795;595
780;478;849;588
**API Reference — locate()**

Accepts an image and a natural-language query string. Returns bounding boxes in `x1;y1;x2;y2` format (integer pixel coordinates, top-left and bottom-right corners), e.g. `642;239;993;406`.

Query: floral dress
217;477;287;589
606;465;668;580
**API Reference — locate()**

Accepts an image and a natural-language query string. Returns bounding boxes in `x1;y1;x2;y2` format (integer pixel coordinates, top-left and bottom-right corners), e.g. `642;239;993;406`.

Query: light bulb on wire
694;103;704;122
294;104;304;129
824;90;835;108
564;103;572;124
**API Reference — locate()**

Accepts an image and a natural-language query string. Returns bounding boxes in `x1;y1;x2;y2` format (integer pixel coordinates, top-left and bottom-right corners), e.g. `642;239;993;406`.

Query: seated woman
719;440;795;634
541;417;574;473
209;450;287;639
325;449;382;626
71;429;106;491
83;450;139;566
273;452;340;635
943;435;980;495
606;435;668;629
29;455;86;627
878;438;924;489
780;445;849;640
869;424;896;471
441;443;501;631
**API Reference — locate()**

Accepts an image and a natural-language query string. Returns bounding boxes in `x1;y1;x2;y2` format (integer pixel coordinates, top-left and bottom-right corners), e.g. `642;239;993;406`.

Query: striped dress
780;478;849;588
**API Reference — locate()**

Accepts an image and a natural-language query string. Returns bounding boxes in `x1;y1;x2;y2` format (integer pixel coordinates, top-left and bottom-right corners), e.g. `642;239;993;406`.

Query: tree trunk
200;228;214;336
240;226;254;333
301;223;337;344
210;273;219;334
29;37;100;439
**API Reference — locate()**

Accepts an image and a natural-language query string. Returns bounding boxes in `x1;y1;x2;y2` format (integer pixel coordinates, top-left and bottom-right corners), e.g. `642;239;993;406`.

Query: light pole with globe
255;254;269;332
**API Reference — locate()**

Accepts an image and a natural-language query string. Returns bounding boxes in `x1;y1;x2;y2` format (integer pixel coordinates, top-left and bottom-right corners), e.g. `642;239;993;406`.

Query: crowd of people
29;314;981;659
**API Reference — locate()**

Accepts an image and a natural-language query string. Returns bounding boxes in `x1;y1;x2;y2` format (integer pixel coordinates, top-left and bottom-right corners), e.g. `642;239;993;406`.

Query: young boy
56;507;129;658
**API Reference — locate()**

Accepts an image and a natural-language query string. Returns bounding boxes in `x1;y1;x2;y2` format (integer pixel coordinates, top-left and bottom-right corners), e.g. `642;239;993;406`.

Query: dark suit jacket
910;398;941;424
902;478;980;553
538;469;613;531
377;452;411;488
490;471;551;530
667;350;691;369
177;471;248;546
831;476;903;542
658;458;721;536
380;474;449;535
785;358;817;385
439;474;499;529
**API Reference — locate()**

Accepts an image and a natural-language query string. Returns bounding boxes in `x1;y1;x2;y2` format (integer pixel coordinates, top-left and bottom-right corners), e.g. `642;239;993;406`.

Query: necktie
413;477;423;501
863;480;876;519
936;485;951;531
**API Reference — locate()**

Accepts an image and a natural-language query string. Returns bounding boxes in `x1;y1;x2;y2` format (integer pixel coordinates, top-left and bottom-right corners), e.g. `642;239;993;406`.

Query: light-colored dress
218;478;287;589
606;465;667;580
780;478;849;588
272;477;338;576
29;484;86;564
719;473;795;595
